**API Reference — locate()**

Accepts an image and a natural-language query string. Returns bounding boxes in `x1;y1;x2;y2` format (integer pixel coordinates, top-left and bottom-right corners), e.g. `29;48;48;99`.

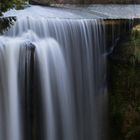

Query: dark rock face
30;0;140;5
0;17;16;34
109;62;140;140
109;24;140;140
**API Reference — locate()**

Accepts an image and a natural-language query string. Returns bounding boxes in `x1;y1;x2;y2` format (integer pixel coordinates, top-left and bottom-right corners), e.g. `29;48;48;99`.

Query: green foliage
131;25;140;63
0;0;27;15
0;0;26;32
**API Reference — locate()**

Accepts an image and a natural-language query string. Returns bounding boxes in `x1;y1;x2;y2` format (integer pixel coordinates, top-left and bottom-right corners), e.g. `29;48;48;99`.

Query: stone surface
109;24;140;140
110;23;140;64
30;0;140;4
109;62;140;140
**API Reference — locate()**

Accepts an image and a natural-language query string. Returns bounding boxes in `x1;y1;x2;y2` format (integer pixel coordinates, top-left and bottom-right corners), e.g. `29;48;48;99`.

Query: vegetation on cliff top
0;0;27;34
0;0;27;15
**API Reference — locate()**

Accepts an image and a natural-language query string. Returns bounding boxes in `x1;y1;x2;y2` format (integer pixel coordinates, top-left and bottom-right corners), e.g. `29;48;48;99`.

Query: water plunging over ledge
0;5;108;140
3;5;140;19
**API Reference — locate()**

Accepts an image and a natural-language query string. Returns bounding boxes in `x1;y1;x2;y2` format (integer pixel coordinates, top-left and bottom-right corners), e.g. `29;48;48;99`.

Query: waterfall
0;6;107;140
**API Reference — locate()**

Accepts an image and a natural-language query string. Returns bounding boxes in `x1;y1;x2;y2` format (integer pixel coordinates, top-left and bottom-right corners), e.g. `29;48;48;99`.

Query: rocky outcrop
109;24;140;140
0;17;16;34
30;0;140;5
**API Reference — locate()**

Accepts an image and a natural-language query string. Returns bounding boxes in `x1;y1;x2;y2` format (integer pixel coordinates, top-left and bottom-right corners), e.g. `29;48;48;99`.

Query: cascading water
0;5;107;140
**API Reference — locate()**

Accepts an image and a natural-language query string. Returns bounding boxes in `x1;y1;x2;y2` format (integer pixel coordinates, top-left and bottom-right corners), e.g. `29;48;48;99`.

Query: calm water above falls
0;6;107;140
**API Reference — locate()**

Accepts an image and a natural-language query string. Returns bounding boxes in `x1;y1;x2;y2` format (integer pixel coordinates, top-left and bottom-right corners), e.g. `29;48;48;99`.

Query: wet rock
0;17;16;34
110;24;140;64
109;24;140;140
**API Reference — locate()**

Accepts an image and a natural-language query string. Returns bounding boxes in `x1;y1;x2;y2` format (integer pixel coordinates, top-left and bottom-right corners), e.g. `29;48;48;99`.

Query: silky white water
0;6;107;140
3;5;140;19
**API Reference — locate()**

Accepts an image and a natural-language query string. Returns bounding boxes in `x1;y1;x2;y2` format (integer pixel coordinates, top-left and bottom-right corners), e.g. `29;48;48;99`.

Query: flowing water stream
0;5;107;140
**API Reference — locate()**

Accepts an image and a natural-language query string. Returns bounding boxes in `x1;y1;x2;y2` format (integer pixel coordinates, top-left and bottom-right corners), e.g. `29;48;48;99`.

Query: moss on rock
110;24;140;64
109;24;140;140
109;63;140;140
